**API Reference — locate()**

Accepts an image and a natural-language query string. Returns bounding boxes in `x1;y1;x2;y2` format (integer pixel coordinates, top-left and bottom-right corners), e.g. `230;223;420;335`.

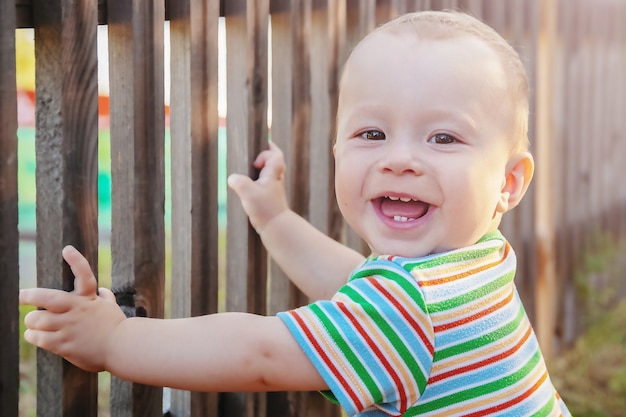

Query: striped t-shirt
277;231;571;416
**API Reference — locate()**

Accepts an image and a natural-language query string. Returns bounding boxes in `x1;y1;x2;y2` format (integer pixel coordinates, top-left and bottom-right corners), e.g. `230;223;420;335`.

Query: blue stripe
276;311;357;413
315;301;393;397
348;279;432;378
435;297;520;347
420;334;542;399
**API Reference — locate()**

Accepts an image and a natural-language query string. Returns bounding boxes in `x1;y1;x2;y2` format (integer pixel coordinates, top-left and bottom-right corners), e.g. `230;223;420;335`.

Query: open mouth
378;196;430;222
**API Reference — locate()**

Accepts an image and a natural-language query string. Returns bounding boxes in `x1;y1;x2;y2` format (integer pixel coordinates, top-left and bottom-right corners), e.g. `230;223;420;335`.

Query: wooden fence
2;0;625;416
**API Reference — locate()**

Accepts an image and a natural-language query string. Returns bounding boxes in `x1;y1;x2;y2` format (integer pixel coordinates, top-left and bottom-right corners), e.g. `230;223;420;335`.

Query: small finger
23;328;64;353
19;288;73;313
256;153;285;182
62;246;97;297
24;309;62;332
227;174;254;195
98;287;117;304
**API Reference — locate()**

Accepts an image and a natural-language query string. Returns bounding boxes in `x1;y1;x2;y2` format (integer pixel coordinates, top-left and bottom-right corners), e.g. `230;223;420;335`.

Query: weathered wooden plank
31;0;99;415
224;0;269;313
107;0;166;415
520;0;539;324
168;0;221;415
457;0;482;16
533;0;558;360
413;0;432;12
609;1;626;243
509;0;537;325
223;0;269;415
430;0;458;11
358;0;376;36
308;2;330;237
326;0;346;246
267;1;293;318
556;0;582;343
0;0;20;416
341;0;368;254
289;0;312;311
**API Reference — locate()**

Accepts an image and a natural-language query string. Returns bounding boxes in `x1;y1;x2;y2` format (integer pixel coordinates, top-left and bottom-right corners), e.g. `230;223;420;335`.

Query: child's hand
228;141;289;233
19;245;126;373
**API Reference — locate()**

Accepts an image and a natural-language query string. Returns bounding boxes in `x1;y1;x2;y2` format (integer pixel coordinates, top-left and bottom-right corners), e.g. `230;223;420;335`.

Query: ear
496;152;534;214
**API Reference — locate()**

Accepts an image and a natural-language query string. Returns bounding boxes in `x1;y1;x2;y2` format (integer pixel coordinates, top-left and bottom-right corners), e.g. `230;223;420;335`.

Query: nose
378;139;424;175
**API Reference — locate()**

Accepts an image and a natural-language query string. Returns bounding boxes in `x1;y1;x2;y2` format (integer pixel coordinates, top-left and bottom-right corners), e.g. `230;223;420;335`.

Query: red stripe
463;369;550;417
337;303;409;413
433;290;514;332
428;326;532;383
291;312;364;411
369;278;434;356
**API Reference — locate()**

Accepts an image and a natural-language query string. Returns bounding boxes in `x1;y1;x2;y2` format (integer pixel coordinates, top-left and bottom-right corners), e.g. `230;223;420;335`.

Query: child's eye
359;130;386;141
428;133;457;144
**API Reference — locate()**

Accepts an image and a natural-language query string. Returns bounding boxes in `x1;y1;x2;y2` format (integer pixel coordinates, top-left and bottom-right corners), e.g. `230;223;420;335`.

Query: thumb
62;245;98;297
227;174;255;198
98;287;117;303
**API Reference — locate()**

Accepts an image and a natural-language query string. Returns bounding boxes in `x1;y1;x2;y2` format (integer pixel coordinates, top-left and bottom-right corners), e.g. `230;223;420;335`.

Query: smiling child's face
334;32;524;258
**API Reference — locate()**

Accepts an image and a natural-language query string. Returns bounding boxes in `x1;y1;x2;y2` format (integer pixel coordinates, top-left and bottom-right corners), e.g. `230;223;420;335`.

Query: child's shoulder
348;230;514;295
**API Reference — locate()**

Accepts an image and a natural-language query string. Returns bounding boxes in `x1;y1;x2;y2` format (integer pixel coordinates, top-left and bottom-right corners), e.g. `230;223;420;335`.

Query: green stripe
309;303;383;402
341;286;429;391
347;266;429;315
404;246;499;270
533;392;556;417
405;349;544;415
427;270;515;313
434;304;525;361
403;231;503;269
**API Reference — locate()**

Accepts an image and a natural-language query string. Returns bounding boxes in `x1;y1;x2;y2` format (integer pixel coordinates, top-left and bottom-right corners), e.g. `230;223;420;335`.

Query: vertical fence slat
326;0;347;245
309;2;331;238
223;3;251;412
107;0;166;415
533;0;558;360
611;0;626;245
267;1;293;318
31;0;99;416
266;4;305;415
558;0;580;345
0;1;19;416
168;0;221;416
223;0;269;415
289;0;312;310
341;1;368;254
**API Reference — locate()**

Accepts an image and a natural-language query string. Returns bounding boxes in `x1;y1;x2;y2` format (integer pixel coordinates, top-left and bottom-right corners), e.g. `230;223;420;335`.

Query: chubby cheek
334;162;362;223
334;169;353;213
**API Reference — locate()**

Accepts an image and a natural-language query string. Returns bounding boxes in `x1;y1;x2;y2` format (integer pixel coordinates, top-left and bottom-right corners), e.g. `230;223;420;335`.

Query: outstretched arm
19;246;326;392
228;142;365;300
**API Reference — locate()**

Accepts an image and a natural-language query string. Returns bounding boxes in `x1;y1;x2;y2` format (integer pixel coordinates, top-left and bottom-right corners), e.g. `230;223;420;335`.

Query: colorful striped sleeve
277;259;435;416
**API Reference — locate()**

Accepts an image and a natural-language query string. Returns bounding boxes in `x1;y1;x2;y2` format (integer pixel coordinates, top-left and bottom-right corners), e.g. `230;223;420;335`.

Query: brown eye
428;133;456;144
360;130;386;141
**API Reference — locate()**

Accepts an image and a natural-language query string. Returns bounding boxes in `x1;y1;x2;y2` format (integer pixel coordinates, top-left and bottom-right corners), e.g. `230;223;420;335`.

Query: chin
371;243;432;259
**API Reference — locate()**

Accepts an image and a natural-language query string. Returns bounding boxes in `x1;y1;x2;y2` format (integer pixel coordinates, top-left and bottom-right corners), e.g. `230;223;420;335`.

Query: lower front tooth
394;216;408;222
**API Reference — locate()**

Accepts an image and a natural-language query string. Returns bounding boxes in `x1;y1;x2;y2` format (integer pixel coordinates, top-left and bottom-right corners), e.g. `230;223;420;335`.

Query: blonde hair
356;11;530;153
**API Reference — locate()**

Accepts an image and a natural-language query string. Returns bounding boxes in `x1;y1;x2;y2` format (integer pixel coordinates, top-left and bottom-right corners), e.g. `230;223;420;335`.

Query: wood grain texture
31;0;99;415
168;0;220;415
222;0;269;415
107;0;166;415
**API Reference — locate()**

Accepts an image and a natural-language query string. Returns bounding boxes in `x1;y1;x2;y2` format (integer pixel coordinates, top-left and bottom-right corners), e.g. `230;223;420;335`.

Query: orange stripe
419;242;511;287
428;326;532;383
424;362;548;417
463;369;550;417
433;290;514;332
